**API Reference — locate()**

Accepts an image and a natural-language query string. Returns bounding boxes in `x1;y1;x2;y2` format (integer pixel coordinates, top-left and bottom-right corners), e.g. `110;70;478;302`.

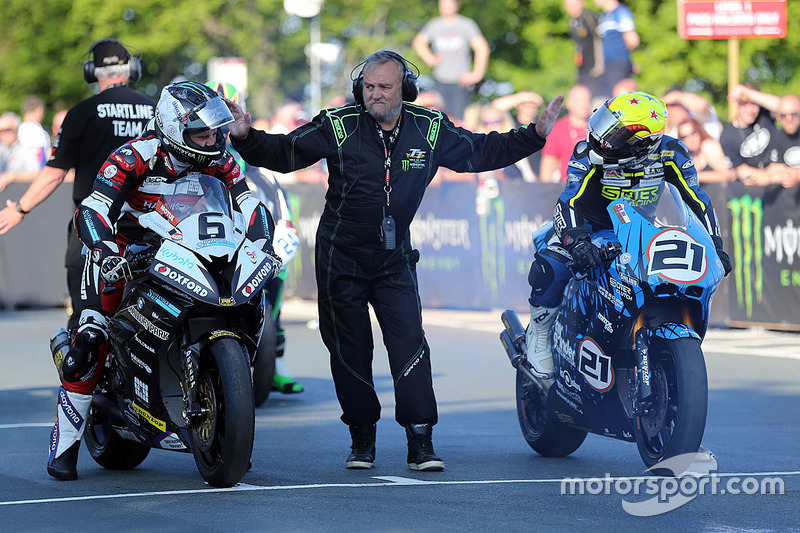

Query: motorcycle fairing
149;240;218;305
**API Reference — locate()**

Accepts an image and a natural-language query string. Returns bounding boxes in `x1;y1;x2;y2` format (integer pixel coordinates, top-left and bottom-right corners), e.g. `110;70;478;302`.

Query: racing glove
90;240;131;286
563;228;603;273
712;236;733;277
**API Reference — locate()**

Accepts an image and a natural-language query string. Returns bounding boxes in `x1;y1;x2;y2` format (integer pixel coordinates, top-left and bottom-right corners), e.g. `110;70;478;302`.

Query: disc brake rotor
641;365;668;438
194;377;217;452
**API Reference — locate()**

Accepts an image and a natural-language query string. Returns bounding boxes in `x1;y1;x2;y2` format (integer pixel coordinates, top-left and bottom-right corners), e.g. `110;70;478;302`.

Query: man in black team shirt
0;38;155;330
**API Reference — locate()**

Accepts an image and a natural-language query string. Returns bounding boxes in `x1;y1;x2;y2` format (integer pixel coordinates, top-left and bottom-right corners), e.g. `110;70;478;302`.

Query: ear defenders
83;38;142;84
351;50;419;106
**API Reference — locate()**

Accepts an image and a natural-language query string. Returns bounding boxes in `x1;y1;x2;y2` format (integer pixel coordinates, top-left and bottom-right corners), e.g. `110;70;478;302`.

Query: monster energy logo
402;160;410;171
727;195;763;318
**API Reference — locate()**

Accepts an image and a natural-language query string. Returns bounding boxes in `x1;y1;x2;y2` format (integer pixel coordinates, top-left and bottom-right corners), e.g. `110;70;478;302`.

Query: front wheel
191;338;255;487
635;337;708;475
516;370;587;457
84;395;150;470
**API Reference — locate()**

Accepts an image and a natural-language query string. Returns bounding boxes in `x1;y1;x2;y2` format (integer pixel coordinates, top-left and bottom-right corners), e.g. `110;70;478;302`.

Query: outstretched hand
223;97;251;140
0;200;24;235
535;94;565;138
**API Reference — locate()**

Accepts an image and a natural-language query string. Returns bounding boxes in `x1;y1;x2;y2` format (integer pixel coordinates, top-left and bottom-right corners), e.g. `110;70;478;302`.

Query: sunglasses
777;112;800;120
483;119;502;126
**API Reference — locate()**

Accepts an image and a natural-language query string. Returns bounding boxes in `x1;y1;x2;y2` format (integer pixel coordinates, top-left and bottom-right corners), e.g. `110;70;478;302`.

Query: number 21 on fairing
646;228;708;284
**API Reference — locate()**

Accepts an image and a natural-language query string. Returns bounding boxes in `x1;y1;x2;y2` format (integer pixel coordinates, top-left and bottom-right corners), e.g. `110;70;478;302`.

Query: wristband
15;202;28;216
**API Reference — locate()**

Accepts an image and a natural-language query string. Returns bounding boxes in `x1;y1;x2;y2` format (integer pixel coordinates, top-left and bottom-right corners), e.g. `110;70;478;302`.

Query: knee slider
528;254;555;298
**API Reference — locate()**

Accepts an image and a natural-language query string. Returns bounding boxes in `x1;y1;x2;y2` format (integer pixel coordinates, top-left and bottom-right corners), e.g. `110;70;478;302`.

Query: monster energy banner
725;182;800;329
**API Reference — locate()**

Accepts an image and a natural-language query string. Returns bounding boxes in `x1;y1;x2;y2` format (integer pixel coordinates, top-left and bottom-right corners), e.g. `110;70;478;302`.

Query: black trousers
315;218;437;428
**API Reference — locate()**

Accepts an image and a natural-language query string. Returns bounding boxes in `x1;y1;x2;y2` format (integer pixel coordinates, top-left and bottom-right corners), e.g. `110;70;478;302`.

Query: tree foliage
0;0;798;124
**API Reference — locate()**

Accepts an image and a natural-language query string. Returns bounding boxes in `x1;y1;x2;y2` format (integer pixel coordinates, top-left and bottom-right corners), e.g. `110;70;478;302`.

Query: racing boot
525;302;557;380
406;423;444;472
346;424;376;469
272;355;304;394
47;387;92;480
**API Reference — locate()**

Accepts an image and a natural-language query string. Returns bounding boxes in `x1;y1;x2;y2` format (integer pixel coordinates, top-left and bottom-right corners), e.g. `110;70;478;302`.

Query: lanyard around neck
375;114;402;207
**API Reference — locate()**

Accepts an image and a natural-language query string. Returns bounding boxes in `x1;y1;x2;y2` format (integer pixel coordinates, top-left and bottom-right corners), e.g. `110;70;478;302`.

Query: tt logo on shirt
402;148;427;171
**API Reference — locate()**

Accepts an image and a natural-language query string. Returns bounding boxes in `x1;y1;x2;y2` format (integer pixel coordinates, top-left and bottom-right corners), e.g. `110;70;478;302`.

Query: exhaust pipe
500;310;547;388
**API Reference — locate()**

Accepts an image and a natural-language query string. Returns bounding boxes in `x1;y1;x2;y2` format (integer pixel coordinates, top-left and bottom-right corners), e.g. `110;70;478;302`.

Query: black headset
83;38;142;84
351;50;419;106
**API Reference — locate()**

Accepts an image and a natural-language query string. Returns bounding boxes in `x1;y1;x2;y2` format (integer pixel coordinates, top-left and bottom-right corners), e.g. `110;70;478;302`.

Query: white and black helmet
155;81;234;166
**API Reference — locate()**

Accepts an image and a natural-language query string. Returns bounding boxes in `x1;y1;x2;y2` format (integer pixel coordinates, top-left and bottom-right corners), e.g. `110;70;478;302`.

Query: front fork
632;328;654;416
181;343;207;426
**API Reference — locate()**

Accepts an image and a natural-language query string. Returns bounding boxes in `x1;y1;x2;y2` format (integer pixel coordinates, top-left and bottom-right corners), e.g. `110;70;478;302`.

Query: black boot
406;423;444;471
346;424;376;469
47;440;80;480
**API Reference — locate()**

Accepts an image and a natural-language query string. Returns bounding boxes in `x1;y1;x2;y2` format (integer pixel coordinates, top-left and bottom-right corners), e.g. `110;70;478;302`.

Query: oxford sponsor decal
154;263;210;297
132;402;166;432
240;262;272;297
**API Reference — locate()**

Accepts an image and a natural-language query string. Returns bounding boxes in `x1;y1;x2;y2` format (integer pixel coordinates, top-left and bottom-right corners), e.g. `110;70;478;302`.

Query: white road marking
0;423;52;429
1;471;797;507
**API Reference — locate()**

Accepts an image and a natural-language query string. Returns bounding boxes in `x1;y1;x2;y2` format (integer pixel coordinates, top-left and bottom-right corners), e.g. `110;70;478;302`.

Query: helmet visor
180;96;234;132
588;105;636;154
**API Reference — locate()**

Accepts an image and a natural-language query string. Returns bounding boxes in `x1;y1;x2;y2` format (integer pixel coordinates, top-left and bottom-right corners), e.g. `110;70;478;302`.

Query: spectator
662;88;722;140
478;105;537;181
540;84;592;182
769;94;800;188
51;109;68;141
612;77;637;97
492;90;544;127
413;0;490;120
677;117;734;183
563;0;604;98
720;82;776;185
0;112;41;190
415;90;475;183
18;95;51;168
664;101;692;138
594;0;639;99
0;38;156;339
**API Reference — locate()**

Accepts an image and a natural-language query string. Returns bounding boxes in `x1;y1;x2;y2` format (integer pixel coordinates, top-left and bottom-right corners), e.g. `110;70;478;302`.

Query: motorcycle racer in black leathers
47;81;277;480
525;91;732;381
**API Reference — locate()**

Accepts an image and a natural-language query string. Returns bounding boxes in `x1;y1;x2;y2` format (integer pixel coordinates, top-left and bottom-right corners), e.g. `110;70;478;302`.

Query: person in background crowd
612;77;638;97
18;95;51;168
492;91;545;179
768;94;800;188
0;112;41;189
225;49;563;472
594;0;639;99
525;91;731;380
563;0;604;98
677;117;734;183
413;0;490;120
0;38;156;334
539;84;592;182
720;82;776;186
662;88;722;140
478;105;537;181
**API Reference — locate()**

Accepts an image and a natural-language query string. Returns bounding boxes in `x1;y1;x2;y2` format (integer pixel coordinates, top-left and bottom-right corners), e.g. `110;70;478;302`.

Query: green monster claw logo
402;159;410;171
727;195;763;318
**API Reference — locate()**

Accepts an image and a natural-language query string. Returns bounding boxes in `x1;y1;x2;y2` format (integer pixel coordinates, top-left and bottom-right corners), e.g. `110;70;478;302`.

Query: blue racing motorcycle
500;181;725;474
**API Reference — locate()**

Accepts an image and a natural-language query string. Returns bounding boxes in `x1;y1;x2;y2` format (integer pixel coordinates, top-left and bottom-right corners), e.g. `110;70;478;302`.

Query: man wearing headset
0;38;156;333
225;49;564;472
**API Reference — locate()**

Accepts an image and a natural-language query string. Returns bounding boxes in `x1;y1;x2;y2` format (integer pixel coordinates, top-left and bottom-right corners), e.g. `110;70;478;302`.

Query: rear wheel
84;396;150;470
516;370;587;457
635;337;708;475
192;338;255;487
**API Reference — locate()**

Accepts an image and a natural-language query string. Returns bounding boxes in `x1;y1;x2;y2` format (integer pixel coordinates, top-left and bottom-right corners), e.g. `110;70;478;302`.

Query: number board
646;228;708;284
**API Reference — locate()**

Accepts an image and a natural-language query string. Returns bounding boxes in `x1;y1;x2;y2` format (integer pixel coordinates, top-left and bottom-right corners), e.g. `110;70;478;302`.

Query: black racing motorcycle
83;174;278;487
